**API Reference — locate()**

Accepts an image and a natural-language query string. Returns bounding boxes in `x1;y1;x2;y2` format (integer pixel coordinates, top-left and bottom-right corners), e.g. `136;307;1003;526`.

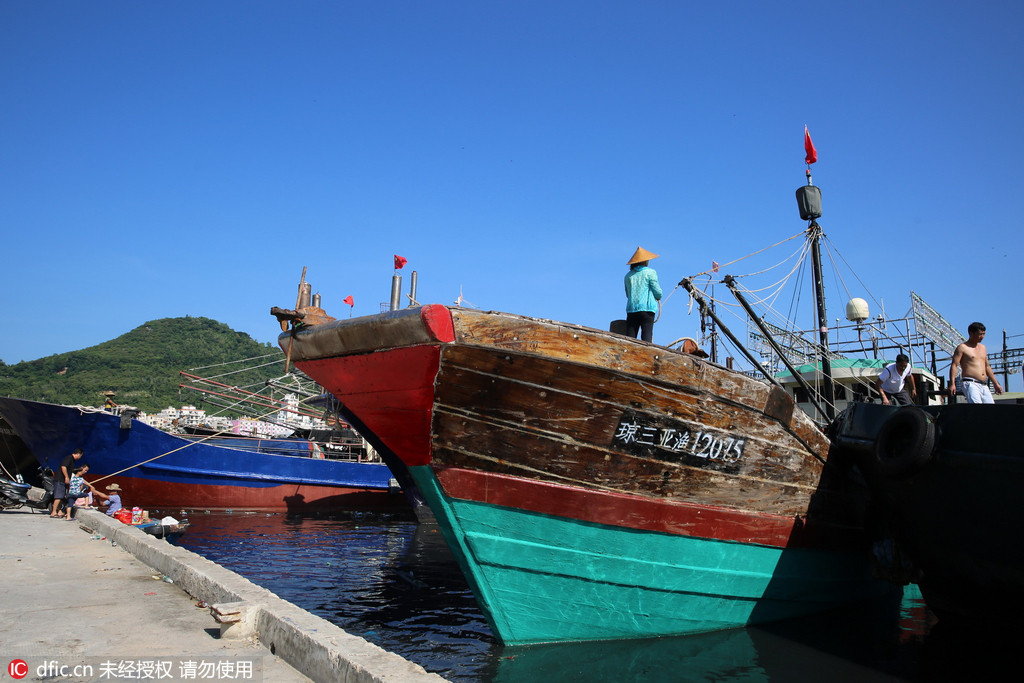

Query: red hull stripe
111;476;405;512
297;345;441;466
435;467;800;548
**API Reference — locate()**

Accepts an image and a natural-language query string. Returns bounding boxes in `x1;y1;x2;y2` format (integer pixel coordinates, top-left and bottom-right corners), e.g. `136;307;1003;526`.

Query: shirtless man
949;322;1003;404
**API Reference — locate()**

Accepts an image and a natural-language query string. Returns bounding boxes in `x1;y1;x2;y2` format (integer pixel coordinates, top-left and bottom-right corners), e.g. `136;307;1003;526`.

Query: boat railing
179;433;380;463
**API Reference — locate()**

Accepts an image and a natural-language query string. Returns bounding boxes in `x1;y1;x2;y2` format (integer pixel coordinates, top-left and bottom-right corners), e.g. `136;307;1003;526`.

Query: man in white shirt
876;354;917;406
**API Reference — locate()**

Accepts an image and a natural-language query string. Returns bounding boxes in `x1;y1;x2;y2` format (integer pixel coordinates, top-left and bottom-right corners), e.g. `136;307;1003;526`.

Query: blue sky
2;1;1022;389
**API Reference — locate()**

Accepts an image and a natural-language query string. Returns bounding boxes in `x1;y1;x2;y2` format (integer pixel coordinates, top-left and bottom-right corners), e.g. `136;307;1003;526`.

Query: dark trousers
883;389;912;406
626;311;655;343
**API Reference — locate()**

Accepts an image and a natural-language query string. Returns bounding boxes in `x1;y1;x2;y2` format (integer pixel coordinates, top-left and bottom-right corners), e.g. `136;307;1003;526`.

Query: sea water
174;511;1015;682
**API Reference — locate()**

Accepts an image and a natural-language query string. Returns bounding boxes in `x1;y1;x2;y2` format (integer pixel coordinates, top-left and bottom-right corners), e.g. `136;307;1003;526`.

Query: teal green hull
411;466;881;645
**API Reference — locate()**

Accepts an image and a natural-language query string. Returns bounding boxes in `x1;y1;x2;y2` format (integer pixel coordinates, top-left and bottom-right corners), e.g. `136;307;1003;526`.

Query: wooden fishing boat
278;303;883;645
831;401;1024;624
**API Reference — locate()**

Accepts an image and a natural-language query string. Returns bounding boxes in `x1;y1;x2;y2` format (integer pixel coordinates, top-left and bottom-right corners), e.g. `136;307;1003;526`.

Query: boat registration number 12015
611;411;745;466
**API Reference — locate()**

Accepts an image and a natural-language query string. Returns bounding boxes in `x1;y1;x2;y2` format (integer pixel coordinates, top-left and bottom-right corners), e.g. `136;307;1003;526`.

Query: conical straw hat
627;246;659;265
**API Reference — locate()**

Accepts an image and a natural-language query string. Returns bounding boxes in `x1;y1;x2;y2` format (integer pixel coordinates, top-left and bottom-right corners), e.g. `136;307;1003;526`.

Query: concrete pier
0;508;448;683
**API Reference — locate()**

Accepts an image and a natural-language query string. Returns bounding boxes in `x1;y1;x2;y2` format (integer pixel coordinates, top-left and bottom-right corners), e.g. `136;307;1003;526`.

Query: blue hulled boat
0;397;405;513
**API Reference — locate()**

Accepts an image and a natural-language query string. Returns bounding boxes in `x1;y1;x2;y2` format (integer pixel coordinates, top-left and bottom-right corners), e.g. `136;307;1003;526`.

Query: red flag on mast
394;255;408;270
343;295;354;306
804;126;817;165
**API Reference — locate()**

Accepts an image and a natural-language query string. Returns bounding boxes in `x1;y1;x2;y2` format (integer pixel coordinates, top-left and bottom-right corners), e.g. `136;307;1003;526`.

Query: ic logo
8;659;28;679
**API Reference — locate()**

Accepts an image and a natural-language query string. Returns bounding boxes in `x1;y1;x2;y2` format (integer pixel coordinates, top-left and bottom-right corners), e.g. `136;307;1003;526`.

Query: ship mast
797;163;836;422
809;217;835;421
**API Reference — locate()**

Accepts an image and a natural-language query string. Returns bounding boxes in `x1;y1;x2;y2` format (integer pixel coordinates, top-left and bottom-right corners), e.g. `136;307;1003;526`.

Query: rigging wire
821;235;885;316
86;367;336;485
186;352;282;373
726;237;813;289
687;229;807;280
678;223;1008;404
821;239;854;305
185;358;284;383
738;239;814;325
668;229;810;322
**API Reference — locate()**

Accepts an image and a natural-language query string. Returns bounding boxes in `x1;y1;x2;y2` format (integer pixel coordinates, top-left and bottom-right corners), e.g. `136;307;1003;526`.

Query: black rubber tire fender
875;406;936;477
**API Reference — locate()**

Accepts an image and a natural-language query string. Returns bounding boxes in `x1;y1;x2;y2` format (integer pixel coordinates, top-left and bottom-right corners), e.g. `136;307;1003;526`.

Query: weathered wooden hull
833;401;1024;624
285;305;880;643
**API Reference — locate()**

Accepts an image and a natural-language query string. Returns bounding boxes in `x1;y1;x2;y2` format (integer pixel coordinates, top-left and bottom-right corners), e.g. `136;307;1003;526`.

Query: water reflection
175;511;494;680
173;511;1012;682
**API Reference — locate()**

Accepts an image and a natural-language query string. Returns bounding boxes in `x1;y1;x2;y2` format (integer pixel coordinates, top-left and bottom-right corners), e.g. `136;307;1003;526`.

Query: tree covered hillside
0;317;286;413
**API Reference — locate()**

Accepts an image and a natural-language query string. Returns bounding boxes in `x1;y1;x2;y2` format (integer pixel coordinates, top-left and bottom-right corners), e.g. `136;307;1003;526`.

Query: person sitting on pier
876;354;917;406
92;483;123;516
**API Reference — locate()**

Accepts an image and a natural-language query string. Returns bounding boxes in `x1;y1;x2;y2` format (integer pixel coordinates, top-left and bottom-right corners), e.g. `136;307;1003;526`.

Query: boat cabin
776;359;943;422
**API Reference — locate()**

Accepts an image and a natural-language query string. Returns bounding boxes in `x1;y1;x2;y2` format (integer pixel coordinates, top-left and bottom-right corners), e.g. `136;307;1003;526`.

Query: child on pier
64;465;91;520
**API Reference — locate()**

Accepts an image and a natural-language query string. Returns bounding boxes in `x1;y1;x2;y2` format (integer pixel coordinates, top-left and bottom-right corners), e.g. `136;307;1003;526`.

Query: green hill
0;317;286;413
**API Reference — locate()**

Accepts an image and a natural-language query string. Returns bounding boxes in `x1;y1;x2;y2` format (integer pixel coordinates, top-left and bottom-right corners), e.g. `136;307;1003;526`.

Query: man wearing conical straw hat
624;246;663;343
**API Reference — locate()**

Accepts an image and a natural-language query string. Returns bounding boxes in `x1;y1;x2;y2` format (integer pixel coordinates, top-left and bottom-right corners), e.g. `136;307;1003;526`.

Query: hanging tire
875;406;936;477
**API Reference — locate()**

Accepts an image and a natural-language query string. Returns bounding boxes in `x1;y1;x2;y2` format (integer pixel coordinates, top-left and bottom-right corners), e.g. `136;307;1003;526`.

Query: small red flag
394;255;408;270
712;261;720;273
343;295;354;306
804;126;817;165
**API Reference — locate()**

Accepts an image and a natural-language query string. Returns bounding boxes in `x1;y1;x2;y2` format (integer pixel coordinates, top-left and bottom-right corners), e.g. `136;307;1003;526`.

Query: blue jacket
624;265;663;314
105;494;122;516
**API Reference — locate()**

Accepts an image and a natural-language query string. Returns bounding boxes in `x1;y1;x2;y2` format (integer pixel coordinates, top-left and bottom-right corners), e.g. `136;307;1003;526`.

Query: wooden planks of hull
432;343;823;517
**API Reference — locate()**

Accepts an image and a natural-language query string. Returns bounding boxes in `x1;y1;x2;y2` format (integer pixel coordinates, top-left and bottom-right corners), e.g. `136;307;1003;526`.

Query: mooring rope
86;403;286;485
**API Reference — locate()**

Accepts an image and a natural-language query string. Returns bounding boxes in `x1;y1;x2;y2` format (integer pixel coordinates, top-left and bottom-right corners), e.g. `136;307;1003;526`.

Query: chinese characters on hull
611;410;746;470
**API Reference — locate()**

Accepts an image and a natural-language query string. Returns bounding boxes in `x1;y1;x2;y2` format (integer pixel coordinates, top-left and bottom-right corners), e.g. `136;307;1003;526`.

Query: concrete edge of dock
77;510;449;683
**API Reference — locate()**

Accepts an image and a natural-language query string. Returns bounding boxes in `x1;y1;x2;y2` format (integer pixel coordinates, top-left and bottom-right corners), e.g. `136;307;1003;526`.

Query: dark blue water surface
173;511;1014;682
